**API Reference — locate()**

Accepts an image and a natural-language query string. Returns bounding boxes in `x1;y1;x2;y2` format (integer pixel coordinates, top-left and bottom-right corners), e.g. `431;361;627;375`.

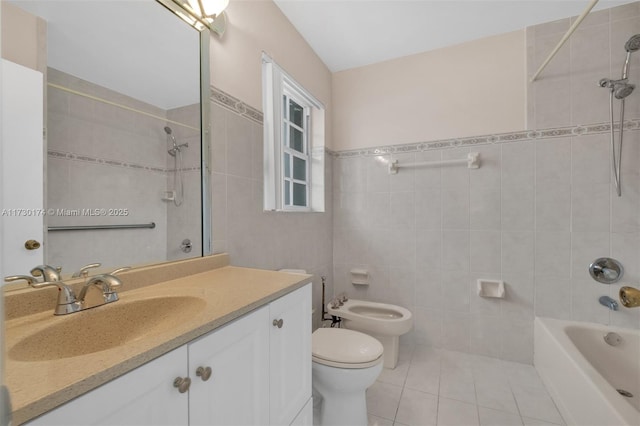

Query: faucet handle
7;275;63;290
6;275;79;315
5;275;39;286
106;267;131;290
110;266;131;276
620;286;640;308
72;263;101;278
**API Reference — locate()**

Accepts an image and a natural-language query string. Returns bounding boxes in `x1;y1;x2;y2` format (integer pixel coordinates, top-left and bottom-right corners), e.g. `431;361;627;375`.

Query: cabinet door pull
272;318;284;328
196;366;212;381
173;377;191;393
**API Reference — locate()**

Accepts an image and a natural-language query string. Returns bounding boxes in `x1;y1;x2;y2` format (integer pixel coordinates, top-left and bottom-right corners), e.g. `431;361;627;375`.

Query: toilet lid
312;328;383;366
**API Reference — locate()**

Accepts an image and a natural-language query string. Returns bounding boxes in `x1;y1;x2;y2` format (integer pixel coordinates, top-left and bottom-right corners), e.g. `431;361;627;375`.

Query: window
262;53;325;212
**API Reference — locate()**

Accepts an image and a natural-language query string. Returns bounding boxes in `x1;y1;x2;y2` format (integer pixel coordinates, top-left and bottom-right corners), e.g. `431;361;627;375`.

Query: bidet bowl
327;299;412;369
328;299;413;336
9;296;206;362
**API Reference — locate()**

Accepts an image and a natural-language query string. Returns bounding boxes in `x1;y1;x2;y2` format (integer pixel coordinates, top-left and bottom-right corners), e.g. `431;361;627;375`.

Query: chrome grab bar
48;222;156;231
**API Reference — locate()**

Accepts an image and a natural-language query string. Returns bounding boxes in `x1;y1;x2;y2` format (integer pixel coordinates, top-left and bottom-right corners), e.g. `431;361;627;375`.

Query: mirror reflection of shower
164;126;188;206
599;33;640;197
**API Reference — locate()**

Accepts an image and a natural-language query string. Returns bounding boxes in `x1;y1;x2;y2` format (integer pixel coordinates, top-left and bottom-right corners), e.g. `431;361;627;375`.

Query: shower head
164;126;173;135
615;83;635;99
625;34;640;52
599;78;635;99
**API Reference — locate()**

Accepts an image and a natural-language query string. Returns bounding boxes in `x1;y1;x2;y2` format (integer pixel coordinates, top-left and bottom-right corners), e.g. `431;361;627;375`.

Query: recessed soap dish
351;268;369;286
477;279;505;298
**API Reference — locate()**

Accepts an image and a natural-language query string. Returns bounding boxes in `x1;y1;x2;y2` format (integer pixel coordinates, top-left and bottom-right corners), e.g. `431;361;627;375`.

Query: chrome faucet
4;264;131;315
4;275;82;315
30;264;62;282
78;267;130;308
599;295;619;311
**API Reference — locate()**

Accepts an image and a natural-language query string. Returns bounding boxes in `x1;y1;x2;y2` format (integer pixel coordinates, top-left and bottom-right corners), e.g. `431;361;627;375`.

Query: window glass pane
284;153;290;178
289;99;304;127
293;183;307;206
290;127;303;152
293;156;306;181
284;180;290;206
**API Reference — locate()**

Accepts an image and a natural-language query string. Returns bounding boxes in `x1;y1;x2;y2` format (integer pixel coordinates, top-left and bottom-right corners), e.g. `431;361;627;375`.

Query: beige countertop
4;255;311;425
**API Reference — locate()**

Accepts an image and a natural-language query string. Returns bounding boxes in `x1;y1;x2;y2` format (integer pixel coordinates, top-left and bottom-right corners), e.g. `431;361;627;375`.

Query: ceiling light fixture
187;0;228;20
170;0;228;35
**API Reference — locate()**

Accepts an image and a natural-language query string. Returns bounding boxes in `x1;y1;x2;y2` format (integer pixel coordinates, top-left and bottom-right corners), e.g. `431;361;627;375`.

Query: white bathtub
534;317;640;426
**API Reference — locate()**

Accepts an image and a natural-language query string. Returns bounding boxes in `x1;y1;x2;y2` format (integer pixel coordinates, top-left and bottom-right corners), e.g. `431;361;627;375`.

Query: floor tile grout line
369;346;567;426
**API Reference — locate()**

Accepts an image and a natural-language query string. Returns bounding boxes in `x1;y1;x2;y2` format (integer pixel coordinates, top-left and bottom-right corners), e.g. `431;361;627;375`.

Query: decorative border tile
333;119;640;158
210;86;263;124
47;150;201;174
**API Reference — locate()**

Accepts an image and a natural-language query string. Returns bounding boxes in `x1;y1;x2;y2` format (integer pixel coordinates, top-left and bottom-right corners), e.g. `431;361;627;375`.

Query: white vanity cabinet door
269;284;312;426
188;305;270;426
26;346;189;426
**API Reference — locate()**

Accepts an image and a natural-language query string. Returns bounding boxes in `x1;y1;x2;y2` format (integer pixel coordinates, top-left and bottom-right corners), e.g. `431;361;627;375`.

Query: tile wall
209;88;334;329
166;103;202;261
46;68;199;273
332;3;640;363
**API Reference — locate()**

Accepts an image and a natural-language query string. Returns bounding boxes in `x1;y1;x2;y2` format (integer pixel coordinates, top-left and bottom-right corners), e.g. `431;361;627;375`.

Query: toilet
312;328;383;426
327;299;412;369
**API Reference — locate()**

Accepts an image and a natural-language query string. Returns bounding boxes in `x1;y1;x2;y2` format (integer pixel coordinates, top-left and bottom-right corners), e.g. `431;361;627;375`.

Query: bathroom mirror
4;0;210;283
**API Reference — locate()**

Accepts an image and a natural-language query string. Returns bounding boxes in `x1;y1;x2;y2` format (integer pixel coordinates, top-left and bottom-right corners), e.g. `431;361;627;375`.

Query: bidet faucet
30;264;62;282
4;275;81;315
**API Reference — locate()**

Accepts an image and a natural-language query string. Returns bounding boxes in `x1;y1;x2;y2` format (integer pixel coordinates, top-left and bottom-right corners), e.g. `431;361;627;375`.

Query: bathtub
534;317;640;426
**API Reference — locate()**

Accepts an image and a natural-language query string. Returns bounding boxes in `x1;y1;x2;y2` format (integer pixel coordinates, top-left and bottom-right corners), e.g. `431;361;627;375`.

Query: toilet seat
312;328;383;369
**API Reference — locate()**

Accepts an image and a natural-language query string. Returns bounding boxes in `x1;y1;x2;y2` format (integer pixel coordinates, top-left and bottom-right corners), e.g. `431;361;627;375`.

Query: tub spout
599;296;619;311
619;286;640;308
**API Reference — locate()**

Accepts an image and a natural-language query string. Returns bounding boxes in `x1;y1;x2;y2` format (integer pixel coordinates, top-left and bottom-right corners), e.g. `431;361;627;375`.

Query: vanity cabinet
188;305;270;425
25;284;311;426
189;283;311;426
269;284;312;425
26;346;189;426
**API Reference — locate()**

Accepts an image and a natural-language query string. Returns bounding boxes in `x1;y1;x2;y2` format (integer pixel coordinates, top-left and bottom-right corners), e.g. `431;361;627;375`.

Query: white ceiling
9;0;200;110
273;0;637;72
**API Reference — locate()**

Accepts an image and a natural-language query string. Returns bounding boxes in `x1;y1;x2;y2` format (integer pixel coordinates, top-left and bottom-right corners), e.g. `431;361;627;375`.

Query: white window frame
262;53;324;212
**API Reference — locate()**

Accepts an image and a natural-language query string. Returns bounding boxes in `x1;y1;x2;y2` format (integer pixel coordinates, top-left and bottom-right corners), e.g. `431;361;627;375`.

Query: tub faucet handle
619;286;640;308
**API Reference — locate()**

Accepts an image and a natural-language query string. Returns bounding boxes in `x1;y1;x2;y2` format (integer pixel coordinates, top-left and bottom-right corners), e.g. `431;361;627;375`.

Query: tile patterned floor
366;346;565;426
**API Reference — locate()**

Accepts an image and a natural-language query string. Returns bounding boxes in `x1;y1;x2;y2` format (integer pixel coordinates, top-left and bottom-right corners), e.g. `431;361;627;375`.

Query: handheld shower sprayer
164;126;188;157
599;33;640;197
164;125;176;142
622;34;640;79
163;125;188;206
